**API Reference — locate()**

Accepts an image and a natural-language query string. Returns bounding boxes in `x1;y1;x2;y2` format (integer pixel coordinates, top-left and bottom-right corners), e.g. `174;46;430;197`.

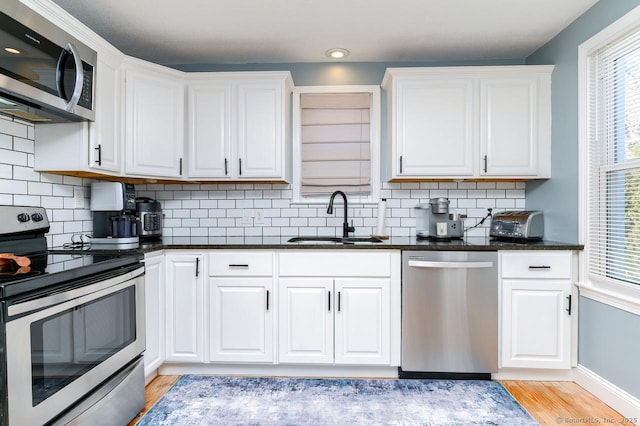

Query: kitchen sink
341;237;383;243
287;236;382;244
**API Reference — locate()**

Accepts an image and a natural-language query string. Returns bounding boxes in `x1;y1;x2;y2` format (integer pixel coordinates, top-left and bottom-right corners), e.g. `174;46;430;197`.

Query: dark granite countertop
132;236;583;253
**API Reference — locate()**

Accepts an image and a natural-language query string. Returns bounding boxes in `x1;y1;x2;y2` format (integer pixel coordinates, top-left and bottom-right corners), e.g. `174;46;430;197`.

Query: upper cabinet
382;66;553;180
124;59;186;179
186;72;293;181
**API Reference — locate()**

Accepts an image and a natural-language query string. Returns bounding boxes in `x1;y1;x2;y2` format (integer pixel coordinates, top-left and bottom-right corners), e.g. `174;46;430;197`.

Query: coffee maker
415;197;465;240
90;182;139;249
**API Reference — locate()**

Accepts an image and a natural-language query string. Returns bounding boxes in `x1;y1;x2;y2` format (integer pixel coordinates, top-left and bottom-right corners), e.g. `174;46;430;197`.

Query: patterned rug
137;376;538;425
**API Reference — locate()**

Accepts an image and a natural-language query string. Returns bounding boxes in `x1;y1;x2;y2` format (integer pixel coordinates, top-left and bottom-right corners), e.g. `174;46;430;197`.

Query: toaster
489;210;544;241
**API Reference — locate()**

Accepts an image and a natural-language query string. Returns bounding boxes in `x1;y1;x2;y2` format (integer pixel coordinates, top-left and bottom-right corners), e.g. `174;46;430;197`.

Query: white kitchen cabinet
479;71;551;177
34;50;124;176
124;58;185;178
208;250;275;363
143;252;165;379
384;75;475;177
500;251;573;369
186;72;293;181
382;66;552;180
334;279;390;364
165;252;205;362
278;251;399;366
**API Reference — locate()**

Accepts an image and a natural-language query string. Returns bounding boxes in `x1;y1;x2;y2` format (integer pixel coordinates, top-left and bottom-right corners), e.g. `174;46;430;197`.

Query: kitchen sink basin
341;237;383;243
287;236;342;243
287;236;382;244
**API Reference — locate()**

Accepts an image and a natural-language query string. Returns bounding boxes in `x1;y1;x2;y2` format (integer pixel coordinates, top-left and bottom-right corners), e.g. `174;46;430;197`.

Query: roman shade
588;24;640;286
300;93;371;196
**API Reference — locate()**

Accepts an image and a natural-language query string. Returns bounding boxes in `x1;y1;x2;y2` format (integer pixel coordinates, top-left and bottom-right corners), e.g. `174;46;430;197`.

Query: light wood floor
131;376;628;425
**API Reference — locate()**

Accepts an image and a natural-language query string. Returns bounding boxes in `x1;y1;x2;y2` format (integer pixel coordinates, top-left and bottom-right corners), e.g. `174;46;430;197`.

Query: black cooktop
0;250;142;299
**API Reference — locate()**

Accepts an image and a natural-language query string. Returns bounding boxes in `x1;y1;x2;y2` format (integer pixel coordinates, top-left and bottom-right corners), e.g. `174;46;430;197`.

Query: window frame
291;85;381;205
578;5;640;315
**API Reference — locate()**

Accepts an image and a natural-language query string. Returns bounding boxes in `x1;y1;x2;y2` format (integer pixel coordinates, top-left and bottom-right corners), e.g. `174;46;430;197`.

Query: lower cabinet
158;250;397;370
143;252;165;377
208;278;274;363
500;251;574;370
165;253;205;362
278;278;390;365
278;251;397;366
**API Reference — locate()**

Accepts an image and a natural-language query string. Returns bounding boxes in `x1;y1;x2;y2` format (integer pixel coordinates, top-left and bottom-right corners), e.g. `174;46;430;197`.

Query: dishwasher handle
408;260;494;269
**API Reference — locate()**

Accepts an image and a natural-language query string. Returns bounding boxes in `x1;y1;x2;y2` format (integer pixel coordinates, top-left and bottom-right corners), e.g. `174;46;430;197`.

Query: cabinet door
89;53;122;173
501;279;571;369
236;81;284;179
125;65;185;178
334;279;390;365
278;278;333;364
165;254;204;362
209;278;274;363
394;78;475;177
143;253;165;377
480;77;538;176
187;82;232;178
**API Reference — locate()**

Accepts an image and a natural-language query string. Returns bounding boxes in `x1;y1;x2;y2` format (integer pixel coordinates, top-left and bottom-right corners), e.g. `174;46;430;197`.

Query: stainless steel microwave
0;0;96;122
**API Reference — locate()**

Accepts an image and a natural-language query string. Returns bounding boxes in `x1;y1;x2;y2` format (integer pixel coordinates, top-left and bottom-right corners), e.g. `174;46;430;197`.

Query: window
585;19;640;289
292;86;380;203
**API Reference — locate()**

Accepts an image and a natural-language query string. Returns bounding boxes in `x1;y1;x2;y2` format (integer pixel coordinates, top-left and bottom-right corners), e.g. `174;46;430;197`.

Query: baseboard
158;363;399;378
574;365;640;420
492;368;574;381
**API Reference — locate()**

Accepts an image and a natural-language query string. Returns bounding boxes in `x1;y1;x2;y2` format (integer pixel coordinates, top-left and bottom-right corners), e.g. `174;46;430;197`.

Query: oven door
4;266;144;426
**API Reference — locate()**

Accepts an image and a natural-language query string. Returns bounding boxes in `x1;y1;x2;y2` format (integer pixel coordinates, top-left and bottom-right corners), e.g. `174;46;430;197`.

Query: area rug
137;375;538;425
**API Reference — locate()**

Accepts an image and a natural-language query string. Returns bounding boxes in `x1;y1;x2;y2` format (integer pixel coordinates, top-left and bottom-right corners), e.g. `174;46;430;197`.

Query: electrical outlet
73;187;85;208
254;209;265;225
242;209;254;225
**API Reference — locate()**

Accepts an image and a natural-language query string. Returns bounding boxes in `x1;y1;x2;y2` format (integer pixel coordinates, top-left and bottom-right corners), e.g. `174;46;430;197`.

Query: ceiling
51;0;599;66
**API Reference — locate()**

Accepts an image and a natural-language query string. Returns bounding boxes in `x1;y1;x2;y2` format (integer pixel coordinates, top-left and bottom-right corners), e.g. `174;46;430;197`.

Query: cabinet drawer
209;251;274;276
501;251;572;279
279;251;392;277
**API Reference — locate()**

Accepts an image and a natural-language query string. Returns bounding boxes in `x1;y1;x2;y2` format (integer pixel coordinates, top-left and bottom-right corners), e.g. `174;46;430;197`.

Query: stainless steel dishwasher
400;251;498;379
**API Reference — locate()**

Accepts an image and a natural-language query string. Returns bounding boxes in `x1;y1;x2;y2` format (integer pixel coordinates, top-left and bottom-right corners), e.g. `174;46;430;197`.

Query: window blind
588;25;640;286
300;93;371;196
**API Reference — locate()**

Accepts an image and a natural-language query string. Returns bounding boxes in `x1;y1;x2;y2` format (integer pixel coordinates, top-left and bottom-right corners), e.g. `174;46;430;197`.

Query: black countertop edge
50;237;583;254
135;236;583;253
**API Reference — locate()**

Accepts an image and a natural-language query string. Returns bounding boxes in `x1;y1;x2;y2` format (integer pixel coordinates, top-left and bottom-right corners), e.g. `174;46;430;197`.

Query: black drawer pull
228;264;249;269
528;265;551;270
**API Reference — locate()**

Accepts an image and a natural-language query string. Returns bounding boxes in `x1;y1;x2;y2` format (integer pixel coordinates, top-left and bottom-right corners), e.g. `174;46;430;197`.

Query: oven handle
7;266;144;317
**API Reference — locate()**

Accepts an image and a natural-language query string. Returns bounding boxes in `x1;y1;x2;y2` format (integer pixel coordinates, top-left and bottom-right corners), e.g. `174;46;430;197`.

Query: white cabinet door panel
395;78;475;176
278;278;333;364
501;279;571;369
237;83;283;178
165;255;204;362
209;278;273;363
480;78;537;176
125;66;185;178
143;254;165;376
334;279;390;365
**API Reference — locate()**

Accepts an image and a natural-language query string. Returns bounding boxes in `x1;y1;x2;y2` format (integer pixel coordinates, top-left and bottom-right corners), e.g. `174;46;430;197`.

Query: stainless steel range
0;205;145;425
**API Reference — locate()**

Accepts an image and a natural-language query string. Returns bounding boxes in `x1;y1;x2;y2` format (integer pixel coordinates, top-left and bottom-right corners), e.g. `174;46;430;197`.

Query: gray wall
527;0;640;399
526;0;640;243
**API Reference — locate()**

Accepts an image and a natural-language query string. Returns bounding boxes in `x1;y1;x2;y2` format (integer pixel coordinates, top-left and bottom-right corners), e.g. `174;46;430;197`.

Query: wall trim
577;4;640;317
574;365;640;420
577;282;640;317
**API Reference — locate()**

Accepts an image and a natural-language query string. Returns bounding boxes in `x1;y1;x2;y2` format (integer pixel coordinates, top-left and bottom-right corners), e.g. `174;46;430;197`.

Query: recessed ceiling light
326;48;349;59
4;47;21;54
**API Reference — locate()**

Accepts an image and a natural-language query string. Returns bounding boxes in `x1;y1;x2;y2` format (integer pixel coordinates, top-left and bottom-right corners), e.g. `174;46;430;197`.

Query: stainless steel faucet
327;190;355;238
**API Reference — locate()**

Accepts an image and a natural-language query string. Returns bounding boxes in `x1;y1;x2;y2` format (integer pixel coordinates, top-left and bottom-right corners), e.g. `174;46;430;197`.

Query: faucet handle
346;220;356;235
